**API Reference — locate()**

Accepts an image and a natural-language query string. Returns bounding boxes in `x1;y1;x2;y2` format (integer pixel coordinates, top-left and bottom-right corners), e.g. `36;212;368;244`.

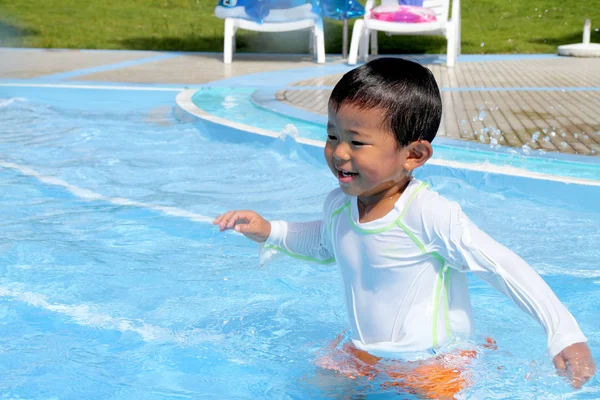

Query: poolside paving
1;48;598;156
0;48;160;79
279;57;600;156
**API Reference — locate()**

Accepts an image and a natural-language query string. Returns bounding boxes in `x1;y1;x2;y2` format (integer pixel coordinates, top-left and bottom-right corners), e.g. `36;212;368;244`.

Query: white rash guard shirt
259;179;587;359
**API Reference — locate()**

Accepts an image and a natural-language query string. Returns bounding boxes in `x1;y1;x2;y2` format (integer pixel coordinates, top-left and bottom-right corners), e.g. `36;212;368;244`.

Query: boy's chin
338;185;361;196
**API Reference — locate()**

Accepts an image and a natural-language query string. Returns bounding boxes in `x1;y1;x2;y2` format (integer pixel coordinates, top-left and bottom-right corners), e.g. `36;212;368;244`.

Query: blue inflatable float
215;0;321;23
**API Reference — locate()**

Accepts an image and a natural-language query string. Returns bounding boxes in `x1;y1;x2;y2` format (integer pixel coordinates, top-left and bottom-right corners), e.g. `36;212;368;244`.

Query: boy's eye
327;135;337;140
351;141;365;146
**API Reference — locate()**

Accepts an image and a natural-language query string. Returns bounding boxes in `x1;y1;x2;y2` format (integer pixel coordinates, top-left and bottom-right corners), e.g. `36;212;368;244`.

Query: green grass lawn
0;0;598;54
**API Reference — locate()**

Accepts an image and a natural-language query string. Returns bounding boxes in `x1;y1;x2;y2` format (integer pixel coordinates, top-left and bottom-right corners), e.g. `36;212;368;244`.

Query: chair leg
359;27;370;62
371;30;378;56
446;22;456;67
224;18;234;64
314;19;326;63
232;27;236;54
457;17;461;56
348;19;364;65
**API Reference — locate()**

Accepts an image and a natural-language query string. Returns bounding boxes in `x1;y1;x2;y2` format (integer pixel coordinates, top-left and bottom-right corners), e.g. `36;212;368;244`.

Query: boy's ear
404;140;433;171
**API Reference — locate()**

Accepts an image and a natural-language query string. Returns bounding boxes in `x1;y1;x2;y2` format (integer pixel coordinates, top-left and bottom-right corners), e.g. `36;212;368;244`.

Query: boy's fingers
234;224;250;233
553;354;567;375
218;211;238;230
226;212;248;229
213;213;227;224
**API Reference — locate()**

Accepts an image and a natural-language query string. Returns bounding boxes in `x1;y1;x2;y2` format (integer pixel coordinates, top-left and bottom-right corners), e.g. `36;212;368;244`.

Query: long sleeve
423;195;587;358
259;220;335;266
258;188;343;267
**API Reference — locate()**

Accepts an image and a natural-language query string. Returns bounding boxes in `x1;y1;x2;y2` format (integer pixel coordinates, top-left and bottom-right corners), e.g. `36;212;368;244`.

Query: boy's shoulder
408;181;464;223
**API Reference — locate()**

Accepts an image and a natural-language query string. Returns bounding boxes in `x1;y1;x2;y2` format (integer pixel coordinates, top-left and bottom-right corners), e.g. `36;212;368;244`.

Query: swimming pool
0;85;599;399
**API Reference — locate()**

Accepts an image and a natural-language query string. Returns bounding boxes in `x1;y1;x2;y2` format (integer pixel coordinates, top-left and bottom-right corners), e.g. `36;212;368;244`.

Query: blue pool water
0;86;599;399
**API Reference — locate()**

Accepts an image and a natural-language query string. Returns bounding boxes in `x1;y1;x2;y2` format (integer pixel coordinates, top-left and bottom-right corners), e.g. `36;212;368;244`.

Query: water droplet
596;28;599;32
542;128;548;133
480;42;485;47
561;133;567;137
531;132;540;142
538;149;546;155
490;138;498;147
583;135;589;139
461;120;467;125
574;133;578;139
522;144;531;155
479;135;485;142
544;136;550;142
550;131;556;137
472;117;477;122
478;111;486;121
561;142;568;148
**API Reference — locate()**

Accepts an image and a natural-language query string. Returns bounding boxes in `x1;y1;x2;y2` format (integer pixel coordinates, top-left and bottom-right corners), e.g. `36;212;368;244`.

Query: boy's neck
357;177;412;223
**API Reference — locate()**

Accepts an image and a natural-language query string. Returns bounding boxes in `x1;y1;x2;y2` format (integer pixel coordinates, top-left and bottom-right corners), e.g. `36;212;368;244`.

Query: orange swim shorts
316;337;497;399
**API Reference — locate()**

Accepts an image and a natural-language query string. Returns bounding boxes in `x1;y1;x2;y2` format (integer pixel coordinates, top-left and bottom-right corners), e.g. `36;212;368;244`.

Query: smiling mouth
337;169;358;182
339;170;358;177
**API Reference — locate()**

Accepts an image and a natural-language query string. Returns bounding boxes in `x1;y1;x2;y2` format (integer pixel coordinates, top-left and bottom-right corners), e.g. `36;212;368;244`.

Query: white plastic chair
222;16;326;64
348;0;461;67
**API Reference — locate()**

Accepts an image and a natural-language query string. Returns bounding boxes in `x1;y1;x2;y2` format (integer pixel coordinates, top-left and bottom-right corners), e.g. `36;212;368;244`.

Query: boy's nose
333;143;350;161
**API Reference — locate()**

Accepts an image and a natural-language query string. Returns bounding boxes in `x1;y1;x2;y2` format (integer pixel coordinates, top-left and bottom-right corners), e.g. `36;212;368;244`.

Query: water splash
0;97;27;107
268;124;319;165
280;124;299;140
221;95;239;110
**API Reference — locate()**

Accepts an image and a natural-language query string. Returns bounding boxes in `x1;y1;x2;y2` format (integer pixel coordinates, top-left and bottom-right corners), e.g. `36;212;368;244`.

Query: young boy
213;58;595;395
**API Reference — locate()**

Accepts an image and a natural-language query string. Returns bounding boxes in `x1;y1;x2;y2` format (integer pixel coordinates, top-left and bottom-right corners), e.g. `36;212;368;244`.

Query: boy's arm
214;189;341;266
423;197;594;387
260;220;335;266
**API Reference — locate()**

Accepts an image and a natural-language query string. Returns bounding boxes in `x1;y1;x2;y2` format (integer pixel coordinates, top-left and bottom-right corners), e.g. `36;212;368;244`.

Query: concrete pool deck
1;48;599;157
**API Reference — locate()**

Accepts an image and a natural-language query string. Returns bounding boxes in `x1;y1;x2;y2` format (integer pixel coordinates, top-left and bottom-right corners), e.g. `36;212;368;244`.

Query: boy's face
325;103;410;198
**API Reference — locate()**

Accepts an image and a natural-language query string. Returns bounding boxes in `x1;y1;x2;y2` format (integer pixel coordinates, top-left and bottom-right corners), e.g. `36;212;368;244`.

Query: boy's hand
553;342;596;388
213;210;271;243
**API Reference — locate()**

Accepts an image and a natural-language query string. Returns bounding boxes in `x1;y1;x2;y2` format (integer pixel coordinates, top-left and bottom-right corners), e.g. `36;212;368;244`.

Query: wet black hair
329;57;442;147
